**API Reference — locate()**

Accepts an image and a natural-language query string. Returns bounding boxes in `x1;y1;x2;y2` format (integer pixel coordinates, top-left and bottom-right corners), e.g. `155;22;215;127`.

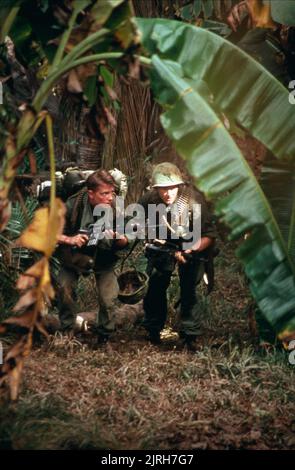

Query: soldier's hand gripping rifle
145;239;218;295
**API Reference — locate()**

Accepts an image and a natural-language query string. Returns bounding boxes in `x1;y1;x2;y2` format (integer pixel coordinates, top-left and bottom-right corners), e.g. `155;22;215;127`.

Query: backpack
37;167;128;204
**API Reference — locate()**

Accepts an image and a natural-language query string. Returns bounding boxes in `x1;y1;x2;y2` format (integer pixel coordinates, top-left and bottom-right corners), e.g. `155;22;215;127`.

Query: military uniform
139;166;216;343
55;189;120;337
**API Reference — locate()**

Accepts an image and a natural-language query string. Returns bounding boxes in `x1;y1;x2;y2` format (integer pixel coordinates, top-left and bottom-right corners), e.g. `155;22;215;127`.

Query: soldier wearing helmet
139;162;217;351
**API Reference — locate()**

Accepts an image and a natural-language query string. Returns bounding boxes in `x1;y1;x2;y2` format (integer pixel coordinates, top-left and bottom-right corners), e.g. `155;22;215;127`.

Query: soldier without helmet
55;169;128;343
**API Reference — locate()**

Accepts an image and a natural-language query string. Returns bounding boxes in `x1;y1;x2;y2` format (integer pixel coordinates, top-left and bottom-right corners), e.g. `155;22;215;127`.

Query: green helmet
117;269;149;304
152;162;184;187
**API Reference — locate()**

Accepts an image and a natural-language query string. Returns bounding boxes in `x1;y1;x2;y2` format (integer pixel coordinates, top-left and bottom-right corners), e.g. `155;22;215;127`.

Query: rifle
145;239;219;295
145;239;209;262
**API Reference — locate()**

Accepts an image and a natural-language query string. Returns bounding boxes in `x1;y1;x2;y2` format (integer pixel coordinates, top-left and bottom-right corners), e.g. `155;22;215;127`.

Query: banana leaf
259;157;295;264
136;18;295;339
145;53;295;340
136;18;295;162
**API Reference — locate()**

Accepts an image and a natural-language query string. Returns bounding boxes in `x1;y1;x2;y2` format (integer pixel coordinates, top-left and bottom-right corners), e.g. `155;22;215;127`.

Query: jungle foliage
0;0;295;399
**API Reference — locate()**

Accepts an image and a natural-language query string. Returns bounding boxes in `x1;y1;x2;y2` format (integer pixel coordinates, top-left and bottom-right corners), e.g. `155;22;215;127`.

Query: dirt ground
0;241;294;450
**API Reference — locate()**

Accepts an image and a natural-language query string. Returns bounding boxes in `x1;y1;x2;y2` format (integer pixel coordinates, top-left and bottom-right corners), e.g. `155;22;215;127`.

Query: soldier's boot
147;330;162;345
60;326;75;340
97;334;110;344
88;322;110;348
59;315;76;338
181;335;198;352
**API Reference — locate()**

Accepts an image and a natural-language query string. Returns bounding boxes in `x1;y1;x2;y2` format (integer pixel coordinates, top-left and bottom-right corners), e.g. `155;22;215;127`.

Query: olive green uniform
139;185;216;338
55;190;120;337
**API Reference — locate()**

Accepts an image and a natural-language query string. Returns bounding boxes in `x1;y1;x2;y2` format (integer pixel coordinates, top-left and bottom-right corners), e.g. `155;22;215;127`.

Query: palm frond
5;197;38;240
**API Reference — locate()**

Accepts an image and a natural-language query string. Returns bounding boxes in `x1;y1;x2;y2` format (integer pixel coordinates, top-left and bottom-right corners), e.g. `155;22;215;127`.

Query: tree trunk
102;0;183;203
56;0;267;199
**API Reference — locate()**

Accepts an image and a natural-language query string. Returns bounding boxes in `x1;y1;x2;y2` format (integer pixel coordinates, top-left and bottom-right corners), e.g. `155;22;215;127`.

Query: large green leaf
146;53;295;340
260;158;295;264
33;1;137;112
136;18;295;162
88;0;124;27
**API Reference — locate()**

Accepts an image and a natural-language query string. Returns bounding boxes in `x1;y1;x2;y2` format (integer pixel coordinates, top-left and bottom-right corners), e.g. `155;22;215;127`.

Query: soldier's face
157;185;179;205
88;183;115;207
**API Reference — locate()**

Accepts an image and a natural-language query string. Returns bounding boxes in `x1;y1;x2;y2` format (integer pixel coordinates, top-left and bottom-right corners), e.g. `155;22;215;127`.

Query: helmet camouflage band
152;162;184;187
